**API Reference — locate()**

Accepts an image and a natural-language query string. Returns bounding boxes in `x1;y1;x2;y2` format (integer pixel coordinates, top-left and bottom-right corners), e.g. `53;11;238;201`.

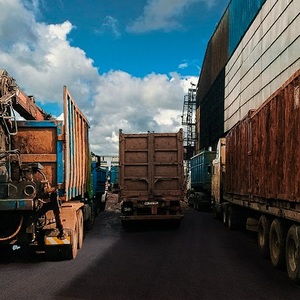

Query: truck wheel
269;219;287;269
77;209;84;250
222;205;228;227
85;205;95;230
227;206;235;230
286;225;300;283
61;223;78;260
258;215;271;258
194;195;198;211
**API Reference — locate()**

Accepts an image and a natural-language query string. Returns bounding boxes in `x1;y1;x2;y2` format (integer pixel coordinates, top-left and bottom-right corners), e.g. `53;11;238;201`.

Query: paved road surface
1;195;300;299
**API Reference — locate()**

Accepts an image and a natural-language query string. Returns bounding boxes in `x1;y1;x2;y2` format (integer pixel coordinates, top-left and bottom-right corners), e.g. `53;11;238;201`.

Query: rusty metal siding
63;86;90;201
119;130;184;201
224;70;300;202
197;9;229;103
11;120;63;189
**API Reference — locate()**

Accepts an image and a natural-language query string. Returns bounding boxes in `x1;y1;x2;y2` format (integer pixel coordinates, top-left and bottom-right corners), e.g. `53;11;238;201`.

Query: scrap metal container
63;86;91;201
224;70;300;204
10;86;91;203
119;130;184;224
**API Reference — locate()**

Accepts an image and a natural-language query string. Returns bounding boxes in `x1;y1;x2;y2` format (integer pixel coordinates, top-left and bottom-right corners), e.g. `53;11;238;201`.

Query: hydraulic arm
0;69;50;121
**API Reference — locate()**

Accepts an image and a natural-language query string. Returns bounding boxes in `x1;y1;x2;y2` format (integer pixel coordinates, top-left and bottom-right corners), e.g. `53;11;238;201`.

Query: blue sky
0;0;228;155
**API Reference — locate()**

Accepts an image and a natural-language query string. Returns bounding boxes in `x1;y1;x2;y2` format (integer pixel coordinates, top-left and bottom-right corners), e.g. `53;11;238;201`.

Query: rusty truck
0;69;95;260
119;129;184;227
211;71;300;283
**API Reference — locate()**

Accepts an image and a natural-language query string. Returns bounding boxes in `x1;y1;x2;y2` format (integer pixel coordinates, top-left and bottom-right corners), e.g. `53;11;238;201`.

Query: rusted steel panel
224;70;300;202
63;86;90;201
11;121;62;190
119;130;184;201
197;9;229;104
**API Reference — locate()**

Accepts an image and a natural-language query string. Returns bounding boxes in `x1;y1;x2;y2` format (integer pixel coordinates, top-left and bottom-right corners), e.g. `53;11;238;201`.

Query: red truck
119;130;184;227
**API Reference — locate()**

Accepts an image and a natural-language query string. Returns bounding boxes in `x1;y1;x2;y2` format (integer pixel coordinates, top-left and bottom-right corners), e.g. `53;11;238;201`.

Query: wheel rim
270;230;279;260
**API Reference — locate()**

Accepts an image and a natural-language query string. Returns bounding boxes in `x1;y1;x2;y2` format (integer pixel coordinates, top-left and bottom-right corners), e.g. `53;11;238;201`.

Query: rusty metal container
119;130;184;223
224;70;300;203
11;86;91;203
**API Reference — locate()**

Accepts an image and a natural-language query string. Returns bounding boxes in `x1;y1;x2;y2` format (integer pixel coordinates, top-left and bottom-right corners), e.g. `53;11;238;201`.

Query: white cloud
127;0;217;33
179;62;188;69
0;0;198;156
97;16;121;38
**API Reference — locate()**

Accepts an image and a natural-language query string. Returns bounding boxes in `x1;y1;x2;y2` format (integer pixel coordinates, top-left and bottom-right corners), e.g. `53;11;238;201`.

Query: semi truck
119;129;184;227
211;71;300;283
188;150;215;211
0;69;95;260
91;155;108;214
109;165;119;193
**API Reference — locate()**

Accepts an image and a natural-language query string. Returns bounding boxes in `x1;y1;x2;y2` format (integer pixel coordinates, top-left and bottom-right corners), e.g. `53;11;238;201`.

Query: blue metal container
110;166;119;185
190;150;216;191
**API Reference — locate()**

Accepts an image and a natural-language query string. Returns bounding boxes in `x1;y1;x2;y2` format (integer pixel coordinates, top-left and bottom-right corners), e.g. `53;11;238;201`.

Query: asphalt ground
1;193;300;299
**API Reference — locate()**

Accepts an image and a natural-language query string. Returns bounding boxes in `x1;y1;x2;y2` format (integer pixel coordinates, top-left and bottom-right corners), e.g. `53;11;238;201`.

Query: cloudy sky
0;0;228;155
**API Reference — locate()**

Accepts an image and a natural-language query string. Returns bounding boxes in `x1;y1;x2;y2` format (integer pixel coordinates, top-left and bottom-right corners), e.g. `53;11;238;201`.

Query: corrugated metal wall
224;0;300;132
199;68;225;150
63;86;90;201
196;0;300;151
229;0;266;55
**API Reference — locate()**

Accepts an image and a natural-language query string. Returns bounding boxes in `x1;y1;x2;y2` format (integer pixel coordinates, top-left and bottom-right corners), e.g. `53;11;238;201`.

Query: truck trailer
211;70;300;282
188;150;215;211
109;165;119;193
0;70;95;260
91;154;108;214
119;129;184;227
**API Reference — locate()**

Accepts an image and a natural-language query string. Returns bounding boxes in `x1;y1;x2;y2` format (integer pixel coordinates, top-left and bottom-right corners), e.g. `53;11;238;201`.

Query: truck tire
227;206;235;230
258;215;271;258
85;203;95;230
286;225;300;283
194;195;199;211
269;219;287;269
222;204;228;227
77;209;84;250
61;223;78;260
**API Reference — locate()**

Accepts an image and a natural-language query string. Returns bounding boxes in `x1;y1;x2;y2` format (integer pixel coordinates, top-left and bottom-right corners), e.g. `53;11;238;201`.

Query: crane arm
0;69;50;121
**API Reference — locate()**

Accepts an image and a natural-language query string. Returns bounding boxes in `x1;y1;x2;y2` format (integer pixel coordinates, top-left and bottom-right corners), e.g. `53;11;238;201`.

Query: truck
0;69;95;260
119;129;184;227
109;165;119;193
211;70;300;283
91;154;108;214
188;149;215;211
